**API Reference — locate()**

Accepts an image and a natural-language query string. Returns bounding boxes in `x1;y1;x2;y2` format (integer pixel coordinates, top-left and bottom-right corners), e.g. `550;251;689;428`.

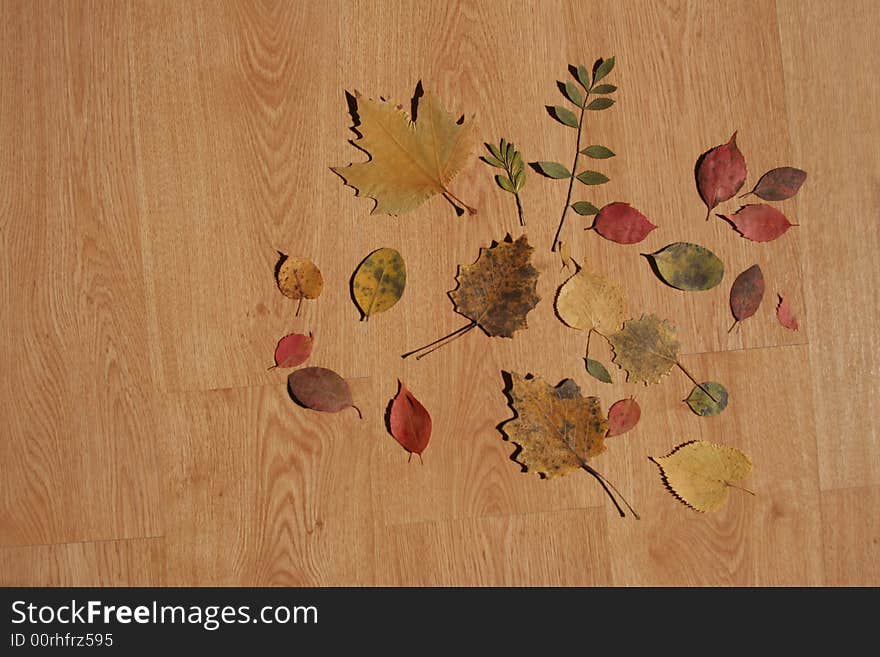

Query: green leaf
505;141;515;162
500;138;508;155
590;84;617;94
572;201;600;215
581;145;616;159
535;161;572;179
513;168;526;191
481;155;505;168
575;64;591;89
550;105;579;128
592;56;615;84
685;381;729;416
496;174;515;194
576;170;610;185
586;97;615;111
645;242;725;291
511;151;524;173
585;358;612;384
563;80;583;106
488;142;503;161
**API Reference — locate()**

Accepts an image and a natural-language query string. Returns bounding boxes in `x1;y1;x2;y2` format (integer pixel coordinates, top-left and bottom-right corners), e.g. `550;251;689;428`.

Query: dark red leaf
591;202;657;244
776;293;799;331
606;398;640;437
696;132;747;217
288;367;361;417
729;265;765;325
389;381;432;458
273;332;314;368
748;167;807;201
721;204;794;242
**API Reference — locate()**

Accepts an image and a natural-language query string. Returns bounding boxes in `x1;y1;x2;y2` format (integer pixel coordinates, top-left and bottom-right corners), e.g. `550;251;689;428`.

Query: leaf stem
514;192;525;226
675;361;719;403
295;297;303;317
401;321;477;359
551;91;589;252
727;319;739;334
581;463;640;519
585;327;594;359
728;482;756;496
442;188;477;215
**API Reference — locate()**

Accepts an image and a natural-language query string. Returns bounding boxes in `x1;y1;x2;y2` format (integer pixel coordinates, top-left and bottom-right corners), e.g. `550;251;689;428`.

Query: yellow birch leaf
352;248;406;319
651;441;753;512
608;313;680;385
276;255;323;315
555;264;627;334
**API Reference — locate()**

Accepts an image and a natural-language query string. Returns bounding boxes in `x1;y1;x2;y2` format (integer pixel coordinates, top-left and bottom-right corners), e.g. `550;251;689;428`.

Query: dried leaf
501;372;607;478
352;248;406;320
586;97;614;111
721;204;794;242
729;264;765;327
576;170;609;185
585;358;612;383
696;132;747;218
747;167;807;201
389;381;432;459
450;234;540;338
273;332;314;368
651;441;753;512
535;161;572;179
645;242;724;291
562;80;583;106
288;367;361;417
496;175;515;193
559;241;572;270
555;265;627;334
776;293;799;331
276;255;324;304
592;56;615;83
550;105;579;128
590;84;617;94
685;382;729;417
581;145;615;159
606;398;640;437
572;201;600;216
591;202;657;244
575;64;592;89
332;90;475;215
609;314;681;385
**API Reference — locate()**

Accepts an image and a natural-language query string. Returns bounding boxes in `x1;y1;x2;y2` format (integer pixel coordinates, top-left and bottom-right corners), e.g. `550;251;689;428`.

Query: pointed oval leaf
590;84;617;94
481;154;505;168
696;132;747;214
585;358;612;383
276;255;324;301
581;145;615;159
496;174;515;193
576;170;610;185
513;168;526;191
606;398;640;437
487;142;503;161
273;332;314;368
550;105;579;128
288;367;361;417
776;293;799;331
651;441;752;512
586;97;614;111
556;266;627;334
563;80;583;106
352;247;406;319
721;204;794;242
389;381;432;457
645;242;724;291
575;64;592;89
572;201;600;216
592;56;615;83
591;202;657;244
749;167;807;201
685;382;729;417
535;161;572;179
730;264;765;323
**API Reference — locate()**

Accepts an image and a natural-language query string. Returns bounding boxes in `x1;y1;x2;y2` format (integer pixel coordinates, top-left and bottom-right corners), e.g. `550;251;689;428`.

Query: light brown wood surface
1;0;877;586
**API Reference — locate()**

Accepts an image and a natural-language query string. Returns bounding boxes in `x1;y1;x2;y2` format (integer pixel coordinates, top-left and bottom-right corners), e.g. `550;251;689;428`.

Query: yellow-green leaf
352;248;406;319
536;161;572;179
685;382;729;417
645;242;725;291
550;105;579;128
581;145;615;159
585;358;612;383
593;56;615;84
586;97;614;111
577;170;609;185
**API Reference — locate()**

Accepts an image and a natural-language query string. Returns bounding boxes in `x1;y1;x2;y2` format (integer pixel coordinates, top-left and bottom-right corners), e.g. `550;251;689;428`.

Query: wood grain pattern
0;0;876;585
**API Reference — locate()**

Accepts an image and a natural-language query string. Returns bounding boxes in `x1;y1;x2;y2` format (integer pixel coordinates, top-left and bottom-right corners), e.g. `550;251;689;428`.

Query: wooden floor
1;0;877;586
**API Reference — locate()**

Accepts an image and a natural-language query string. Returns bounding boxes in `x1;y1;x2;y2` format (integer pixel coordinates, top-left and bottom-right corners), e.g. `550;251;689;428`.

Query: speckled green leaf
551;105;579;128
496;175;515;193
585;358;613;384
593;56;615;83
536;161;572;179
572;201;600;215
581;145;615;159
352;247;406;319
645;242;725;291
576;170;610;185
563;80;583;106
685;382;729;417
586;97;615;111
591;84;617;94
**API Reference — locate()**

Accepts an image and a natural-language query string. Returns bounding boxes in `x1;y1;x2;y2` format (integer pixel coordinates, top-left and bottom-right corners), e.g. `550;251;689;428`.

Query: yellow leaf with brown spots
352;248;406;320
276;254;323;316
609;313;680;385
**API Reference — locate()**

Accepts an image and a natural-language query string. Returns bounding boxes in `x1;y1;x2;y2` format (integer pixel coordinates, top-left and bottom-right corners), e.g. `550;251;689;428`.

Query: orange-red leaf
606;398;640;437
697;132;747;215
389;381;432;457
721;204;793;242
730;265;765;324
273;332;313;368
777;293;799;331
591;202;657;244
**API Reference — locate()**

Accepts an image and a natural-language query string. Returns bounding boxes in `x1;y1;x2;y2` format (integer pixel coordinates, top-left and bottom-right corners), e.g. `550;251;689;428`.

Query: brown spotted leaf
609;314;681;385
746;167;807;201
696;132;747;219
276;254;323;315
729;264;765;328
501;372;607;478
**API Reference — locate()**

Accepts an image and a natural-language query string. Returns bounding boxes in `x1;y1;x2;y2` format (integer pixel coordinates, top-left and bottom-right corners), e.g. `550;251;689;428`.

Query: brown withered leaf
609;314;681;385
729;264;765;331
501;372;607;478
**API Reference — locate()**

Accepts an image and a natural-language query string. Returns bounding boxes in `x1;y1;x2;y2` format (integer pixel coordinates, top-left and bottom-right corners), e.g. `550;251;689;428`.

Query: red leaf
288;367;361;417
389;381;432;459
273;332;314;368
606;398;640;437
729;264;765;325
591;202;657;244
776;293;799;331
696;132;747;218
748;167;807;201
721;204;794;242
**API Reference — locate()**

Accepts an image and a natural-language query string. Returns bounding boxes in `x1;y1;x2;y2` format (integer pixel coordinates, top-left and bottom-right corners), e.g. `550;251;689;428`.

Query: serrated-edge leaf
581;145;615;159
586;97;615;111
593;56;615;83
572;201;600;215
576;170;610;185
496;174;515;193
536;161;572;179
563;80;583;106
590;84;617;94
585;358;612;383
551;105;579;128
